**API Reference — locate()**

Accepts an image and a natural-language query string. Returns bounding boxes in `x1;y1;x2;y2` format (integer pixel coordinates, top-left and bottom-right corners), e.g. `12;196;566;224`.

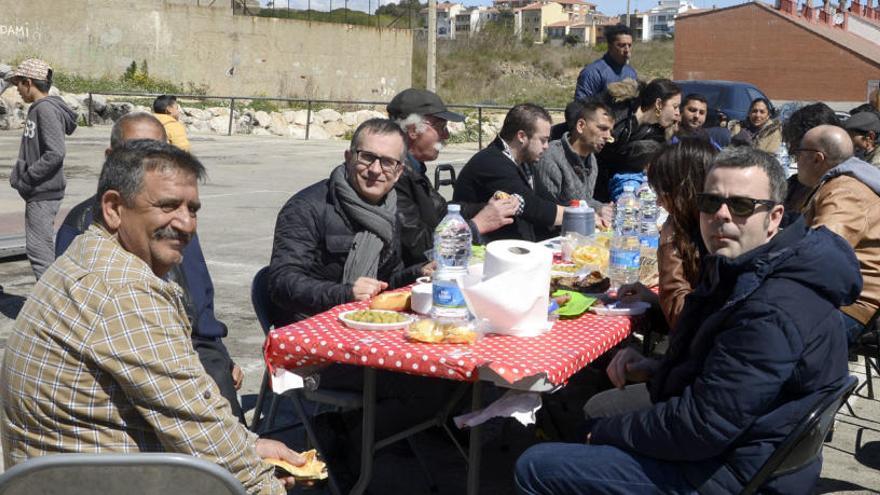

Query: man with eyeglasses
268;118;427;325
454;103;566;242
795;124;880;344
516;147;859;495
387;88;519;266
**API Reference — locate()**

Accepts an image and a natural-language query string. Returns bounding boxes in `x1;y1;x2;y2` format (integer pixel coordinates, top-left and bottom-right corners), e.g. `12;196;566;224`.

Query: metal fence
86;91;563;149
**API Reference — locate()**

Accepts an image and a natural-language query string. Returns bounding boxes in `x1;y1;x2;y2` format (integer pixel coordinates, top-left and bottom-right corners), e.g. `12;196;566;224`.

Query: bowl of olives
338;309;415;331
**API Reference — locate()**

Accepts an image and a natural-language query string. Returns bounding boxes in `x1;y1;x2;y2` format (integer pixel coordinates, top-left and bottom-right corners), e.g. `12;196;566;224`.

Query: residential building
625;0;697;41
512;0;598;41
674;0;880;101
454;6;502;37
420;1;465;39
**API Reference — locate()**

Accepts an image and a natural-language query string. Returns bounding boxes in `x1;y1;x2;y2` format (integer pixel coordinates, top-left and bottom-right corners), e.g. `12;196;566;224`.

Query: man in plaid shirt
0;140;303;494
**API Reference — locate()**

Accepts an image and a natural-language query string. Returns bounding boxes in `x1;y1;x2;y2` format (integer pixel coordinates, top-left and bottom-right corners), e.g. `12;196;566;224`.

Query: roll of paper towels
483;240;553;281
461;240;554;337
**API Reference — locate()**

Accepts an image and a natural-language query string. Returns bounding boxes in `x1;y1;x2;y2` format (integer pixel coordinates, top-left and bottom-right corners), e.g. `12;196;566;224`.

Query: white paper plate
590;301;651;316
338;310;414;331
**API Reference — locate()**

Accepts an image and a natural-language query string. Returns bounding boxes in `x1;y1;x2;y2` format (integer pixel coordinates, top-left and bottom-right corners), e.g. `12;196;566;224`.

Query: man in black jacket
515;147;859;494
454;103;564;242
387;88;518;265
268;118;427;325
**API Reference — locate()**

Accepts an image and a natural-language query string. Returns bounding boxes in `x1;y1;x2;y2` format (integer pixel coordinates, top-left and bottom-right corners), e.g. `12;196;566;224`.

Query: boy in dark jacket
6;59;77;280
515;147;860;494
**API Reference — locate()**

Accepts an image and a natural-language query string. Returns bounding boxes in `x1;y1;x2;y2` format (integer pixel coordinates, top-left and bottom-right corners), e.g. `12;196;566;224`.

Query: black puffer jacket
268;178;421;325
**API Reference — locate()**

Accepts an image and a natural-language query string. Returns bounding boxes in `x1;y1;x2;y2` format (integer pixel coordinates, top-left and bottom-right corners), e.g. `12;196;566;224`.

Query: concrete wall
673;3;880;101
0;0;412;100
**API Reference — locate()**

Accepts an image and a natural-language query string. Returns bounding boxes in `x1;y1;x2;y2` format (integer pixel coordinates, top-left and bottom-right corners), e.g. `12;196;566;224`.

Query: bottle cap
448;204;461;213
569;200;580;207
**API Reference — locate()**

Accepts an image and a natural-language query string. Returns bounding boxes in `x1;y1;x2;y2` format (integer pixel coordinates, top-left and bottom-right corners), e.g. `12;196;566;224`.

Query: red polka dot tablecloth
264;299;634;387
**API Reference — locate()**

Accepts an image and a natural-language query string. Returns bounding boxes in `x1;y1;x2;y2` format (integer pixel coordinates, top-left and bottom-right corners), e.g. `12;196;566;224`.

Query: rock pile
0;90;508;142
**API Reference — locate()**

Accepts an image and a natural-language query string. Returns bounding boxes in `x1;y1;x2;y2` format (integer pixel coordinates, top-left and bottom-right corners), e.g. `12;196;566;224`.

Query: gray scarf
330;164;397;284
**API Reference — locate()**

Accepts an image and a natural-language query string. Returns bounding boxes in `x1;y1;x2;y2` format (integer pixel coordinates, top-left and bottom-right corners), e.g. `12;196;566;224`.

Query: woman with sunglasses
619;138;718;330
729;97;782;154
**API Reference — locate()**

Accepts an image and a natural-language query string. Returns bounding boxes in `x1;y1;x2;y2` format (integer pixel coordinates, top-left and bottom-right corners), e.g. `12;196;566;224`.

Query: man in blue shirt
574;24;638;102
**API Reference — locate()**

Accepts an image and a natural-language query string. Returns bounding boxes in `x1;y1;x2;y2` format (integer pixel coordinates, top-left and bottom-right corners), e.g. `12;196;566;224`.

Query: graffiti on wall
0;22;43;42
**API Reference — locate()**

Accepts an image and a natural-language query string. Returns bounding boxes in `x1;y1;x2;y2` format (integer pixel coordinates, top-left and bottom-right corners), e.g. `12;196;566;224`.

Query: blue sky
261;0;750;15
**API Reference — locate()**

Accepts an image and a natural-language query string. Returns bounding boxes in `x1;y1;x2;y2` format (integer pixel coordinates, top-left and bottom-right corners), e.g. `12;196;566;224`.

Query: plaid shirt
0;225;284;495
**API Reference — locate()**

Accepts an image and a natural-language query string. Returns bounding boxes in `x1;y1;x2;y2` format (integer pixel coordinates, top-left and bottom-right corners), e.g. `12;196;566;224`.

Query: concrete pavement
0;126;878;494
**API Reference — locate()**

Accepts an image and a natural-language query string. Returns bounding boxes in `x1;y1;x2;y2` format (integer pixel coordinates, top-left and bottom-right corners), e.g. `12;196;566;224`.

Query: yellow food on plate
345;310;408;324
264;449;328;481
406;319;477;344
370;291;411;311
571;245;610;270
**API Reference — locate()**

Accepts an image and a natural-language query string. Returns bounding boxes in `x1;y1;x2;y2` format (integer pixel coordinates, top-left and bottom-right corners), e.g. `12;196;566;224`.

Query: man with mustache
533;100;615;230
387;88;519;266
516;147;859;494
1;140;305;493
54;112;247;423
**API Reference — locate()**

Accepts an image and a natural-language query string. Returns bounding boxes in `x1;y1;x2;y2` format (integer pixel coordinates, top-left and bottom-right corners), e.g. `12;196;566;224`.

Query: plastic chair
739;375;858;495
0;453;246;495
433;164;457;191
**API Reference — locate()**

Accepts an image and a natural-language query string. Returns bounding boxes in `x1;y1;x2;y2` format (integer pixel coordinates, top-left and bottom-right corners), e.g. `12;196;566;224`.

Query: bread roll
370;291;411;311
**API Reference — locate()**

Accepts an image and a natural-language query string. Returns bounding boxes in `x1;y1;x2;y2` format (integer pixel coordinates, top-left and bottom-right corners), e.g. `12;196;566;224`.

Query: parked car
674;80;774;127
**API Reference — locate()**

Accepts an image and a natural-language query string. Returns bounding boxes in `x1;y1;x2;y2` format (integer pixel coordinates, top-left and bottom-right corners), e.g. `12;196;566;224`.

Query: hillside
413;33;675;108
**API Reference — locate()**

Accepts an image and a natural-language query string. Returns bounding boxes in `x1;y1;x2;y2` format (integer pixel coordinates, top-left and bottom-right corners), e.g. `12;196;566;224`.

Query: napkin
460;240;554;337
453;389;543;428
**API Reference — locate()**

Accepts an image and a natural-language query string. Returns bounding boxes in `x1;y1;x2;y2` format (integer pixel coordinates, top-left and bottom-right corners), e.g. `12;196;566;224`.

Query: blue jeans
839;310;867;345
514;443;698;495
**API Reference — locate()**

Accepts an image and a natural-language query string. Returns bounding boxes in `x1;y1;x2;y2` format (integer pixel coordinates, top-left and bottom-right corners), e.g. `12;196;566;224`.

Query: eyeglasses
425;117;448;134
791;147;822;156
696;193;777;217
355;149;402;173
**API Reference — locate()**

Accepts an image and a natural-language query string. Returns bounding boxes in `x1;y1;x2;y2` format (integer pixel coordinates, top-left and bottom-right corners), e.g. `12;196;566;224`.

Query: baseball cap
844;111;880;134
387;88;464;122
5;58;52;82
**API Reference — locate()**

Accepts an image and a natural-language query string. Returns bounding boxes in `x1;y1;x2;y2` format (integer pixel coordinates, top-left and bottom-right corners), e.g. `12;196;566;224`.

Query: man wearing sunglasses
268;118;427;325
516;147;859;495
795;124;880;344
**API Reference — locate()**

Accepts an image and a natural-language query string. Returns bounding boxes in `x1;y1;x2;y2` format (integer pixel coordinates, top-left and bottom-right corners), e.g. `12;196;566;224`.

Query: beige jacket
805;174;880;325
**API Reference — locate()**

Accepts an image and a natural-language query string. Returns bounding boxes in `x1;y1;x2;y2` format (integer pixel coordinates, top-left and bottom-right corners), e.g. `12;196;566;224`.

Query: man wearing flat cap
388;88;517;265
845;111;880;168
6;58;77;280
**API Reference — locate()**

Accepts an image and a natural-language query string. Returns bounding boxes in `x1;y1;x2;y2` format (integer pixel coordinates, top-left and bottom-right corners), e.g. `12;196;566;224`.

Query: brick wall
673;4;880;101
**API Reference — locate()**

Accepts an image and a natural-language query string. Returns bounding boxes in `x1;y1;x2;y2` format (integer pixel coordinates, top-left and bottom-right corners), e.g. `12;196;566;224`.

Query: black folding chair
434;163;457;191
850;327;880;399
739;375;858;495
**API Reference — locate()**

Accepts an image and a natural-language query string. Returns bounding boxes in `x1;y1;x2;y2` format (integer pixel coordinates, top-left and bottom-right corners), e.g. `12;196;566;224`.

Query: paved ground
0;126;878;494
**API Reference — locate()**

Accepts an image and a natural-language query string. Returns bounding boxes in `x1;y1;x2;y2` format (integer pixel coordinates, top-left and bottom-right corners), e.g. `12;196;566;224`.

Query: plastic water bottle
609;185;641;290
432;204;471;320
637;184;660;250
776;141;794;178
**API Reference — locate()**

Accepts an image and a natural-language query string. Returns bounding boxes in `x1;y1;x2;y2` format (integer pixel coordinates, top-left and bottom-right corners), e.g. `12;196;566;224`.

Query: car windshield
679;84;725;109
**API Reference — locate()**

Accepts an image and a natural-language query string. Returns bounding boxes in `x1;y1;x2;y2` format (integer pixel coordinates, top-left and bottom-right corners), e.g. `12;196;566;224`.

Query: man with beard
387;88;518;266
454;103;564;242
676;93;729;148
1;141;304;493
533;100;615;229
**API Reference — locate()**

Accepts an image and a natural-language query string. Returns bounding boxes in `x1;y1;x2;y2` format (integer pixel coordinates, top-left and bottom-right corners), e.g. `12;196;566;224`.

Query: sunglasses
696;193;777;217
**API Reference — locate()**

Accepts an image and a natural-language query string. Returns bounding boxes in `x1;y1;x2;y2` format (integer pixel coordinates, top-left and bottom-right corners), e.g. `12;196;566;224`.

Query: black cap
844;111;880;134
387;88;464;122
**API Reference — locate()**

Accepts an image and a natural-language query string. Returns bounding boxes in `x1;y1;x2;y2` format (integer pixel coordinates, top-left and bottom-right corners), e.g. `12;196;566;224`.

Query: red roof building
674;1;880;101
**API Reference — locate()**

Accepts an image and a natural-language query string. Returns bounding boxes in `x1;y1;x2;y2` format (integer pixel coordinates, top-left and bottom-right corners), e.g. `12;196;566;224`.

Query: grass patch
413;29;674;108
254;7;401;28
